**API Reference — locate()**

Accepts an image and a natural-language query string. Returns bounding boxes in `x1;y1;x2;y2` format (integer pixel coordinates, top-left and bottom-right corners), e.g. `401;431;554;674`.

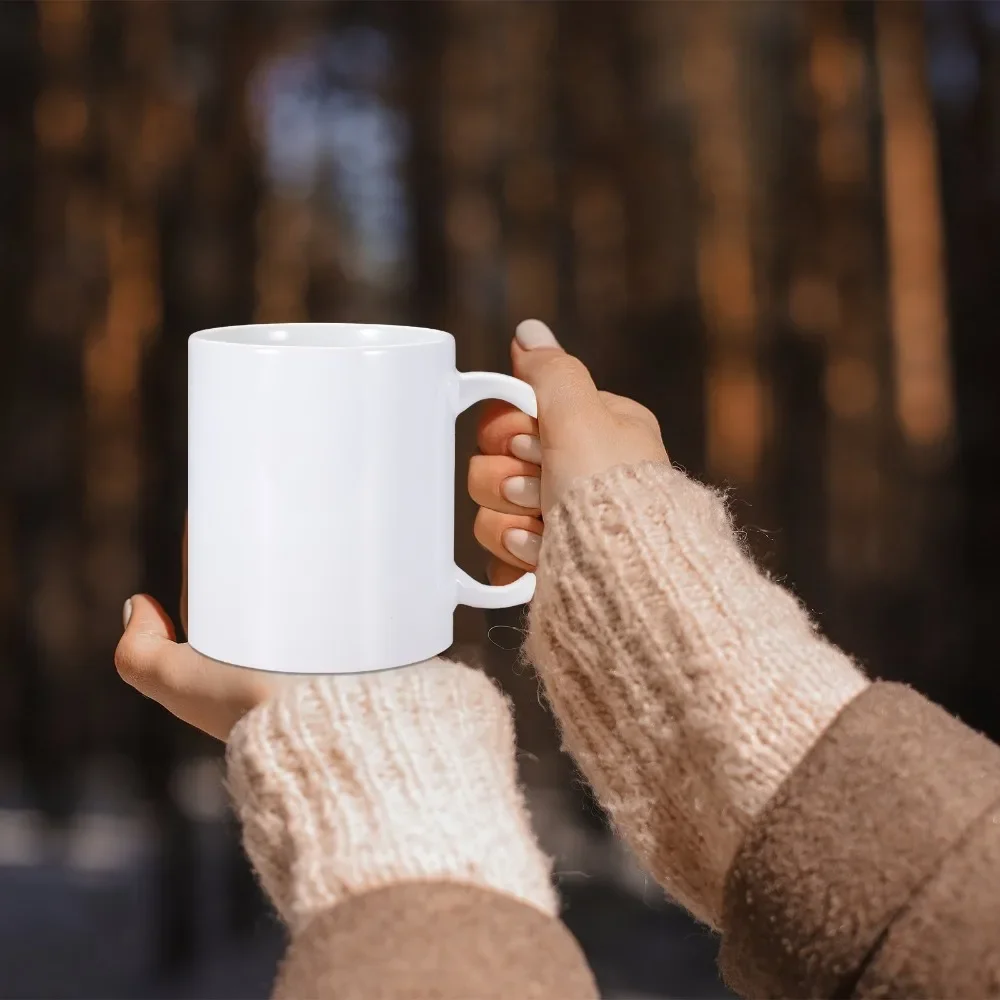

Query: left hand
114;518;287;741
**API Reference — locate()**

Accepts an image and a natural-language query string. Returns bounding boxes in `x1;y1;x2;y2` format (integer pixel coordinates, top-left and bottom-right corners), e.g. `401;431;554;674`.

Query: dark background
1;1;999;997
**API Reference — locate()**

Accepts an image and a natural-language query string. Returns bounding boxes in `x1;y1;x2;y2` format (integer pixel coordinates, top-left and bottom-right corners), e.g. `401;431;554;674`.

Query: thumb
511;320;601;445
115;593;282;741
114;593;179;698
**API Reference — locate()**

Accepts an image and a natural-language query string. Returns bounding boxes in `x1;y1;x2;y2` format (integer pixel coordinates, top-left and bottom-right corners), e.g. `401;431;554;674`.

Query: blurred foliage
0;0;999;895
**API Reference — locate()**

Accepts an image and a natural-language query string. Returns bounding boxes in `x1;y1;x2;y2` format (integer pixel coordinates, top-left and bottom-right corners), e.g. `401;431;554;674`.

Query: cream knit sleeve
225;659;557;935
527;461;869;927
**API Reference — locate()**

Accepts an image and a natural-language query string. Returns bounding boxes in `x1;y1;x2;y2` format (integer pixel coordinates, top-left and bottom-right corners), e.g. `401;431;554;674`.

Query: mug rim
190;323;453;350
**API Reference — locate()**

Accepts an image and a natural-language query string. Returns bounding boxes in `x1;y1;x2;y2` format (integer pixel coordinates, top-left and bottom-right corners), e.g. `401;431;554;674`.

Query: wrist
226;659;557;932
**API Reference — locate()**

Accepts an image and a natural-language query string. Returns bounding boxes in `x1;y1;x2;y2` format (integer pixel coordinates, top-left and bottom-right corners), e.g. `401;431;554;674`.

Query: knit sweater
226;461;1000;998
226;662;558;935
526;462;868;925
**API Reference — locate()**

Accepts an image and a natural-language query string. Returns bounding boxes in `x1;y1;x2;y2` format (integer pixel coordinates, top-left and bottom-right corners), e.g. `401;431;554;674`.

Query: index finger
476;399;539;457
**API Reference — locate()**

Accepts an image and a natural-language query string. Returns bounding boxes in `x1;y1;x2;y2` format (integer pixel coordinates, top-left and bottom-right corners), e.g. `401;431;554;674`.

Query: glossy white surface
188;323;536;674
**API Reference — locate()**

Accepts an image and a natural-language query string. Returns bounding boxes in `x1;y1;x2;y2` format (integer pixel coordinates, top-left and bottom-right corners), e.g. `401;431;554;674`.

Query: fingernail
503;527;542;566
515;319;559;350
501;476;541;509
510;434;542;464
122;598;133;629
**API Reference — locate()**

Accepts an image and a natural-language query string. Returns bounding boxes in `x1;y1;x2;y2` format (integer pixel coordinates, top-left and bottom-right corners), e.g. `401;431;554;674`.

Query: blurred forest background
2;0;1000;997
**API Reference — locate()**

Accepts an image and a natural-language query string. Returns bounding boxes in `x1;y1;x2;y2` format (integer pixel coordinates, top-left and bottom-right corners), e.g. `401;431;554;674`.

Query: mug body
188;323;458;674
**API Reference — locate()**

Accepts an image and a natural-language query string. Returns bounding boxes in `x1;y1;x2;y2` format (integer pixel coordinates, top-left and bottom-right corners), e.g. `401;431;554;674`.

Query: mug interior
191;323;450;349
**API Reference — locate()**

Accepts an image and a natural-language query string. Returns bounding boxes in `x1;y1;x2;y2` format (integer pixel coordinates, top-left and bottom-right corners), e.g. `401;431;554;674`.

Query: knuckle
114;636;142;685
467;454;484;493
473;506;493;547
546;354;589;385
114;634;162;691
605;393;661;434
541;357;594;410
468;454;506;506
475;400;512;453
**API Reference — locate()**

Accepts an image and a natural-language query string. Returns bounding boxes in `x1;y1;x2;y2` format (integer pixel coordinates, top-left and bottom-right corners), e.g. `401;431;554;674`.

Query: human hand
469;319;668;585
114;517;287;741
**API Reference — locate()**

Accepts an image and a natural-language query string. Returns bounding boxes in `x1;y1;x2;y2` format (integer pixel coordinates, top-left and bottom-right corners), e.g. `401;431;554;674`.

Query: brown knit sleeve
272;882;599;1000
720;681;1000;999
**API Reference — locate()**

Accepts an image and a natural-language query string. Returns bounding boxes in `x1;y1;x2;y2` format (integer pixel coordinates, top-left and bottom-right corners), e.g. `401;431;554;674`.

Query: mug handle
455;371;538;609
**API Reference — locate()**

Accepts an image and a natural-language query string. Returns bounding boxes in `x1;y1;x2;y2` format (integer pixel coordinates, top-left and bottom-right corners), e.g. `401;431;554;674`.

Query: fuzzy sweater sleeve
225;660;598;999
526;461;869;926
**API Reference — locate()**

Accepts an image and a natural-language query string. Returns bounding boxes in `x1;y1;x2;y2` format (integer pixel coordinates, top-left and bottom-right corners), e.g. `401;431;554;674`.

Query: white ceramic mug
187;323;537;675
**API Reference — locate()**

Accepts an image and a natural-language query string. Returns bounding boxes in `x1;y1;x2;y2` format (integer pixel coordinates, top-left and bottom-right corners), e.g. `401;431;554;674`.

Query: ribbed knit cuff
226;659;557;933
527;461;868;926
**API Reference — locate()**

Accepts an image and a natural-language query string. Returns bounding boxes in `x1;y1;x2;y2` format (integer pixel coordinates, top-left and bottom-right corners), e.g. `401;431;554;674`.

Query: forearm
527;461;868;925
225;659;597;998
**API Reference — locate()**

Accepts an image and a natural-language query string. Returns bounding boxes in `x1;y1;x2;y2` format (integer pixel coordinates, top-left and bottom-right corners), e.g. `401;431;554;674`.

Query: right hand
470;319;668;586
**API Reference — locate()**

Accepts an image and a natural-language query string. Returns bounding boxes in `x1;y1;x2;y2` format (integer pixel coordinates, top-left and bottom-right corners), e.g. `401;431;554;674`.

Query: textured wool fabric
226;658;558;934
272;882;599;1000
527;461;869;926
721;681;1000;999
853;797;1000;999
